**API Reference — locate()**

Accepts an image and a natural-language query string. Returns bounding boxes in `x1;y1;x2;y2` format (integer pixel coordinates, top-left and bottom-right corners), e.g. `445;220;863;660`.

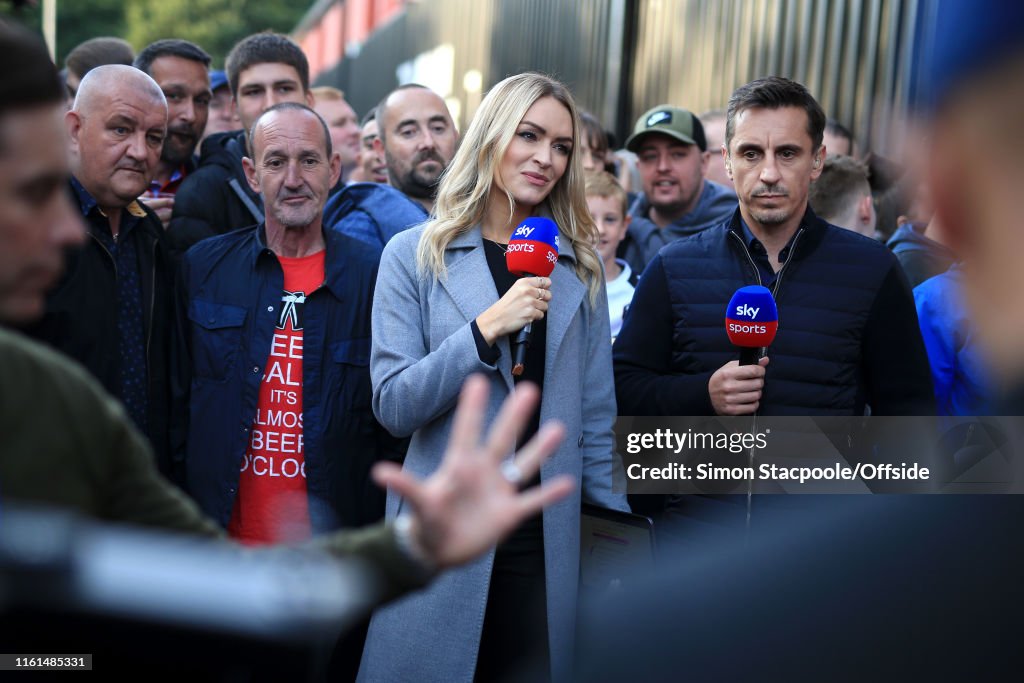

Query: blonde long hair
416;72;603;305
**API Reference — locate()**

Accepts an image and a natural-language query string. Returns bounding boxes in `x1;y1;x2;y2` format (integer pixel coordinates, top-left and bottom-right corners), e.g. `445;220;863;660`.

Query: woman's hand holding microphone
476;276;552;346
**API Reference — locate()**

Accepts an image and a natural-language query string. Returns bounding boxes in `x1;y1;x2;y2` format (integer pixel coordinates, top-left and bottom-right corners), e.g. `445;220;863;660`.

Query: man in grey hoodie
618;105;738;274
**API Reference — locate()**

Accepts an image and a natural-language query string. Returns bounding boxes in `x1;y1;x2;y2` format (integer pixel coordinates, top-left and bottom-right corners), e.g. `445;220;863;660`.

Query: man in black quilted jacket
614;76;934;418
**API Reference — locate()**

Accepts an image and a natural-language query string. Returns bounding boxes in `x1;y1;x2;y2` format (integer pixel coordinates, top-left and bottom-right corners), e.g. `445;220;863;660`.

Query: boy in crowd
586;171;636;341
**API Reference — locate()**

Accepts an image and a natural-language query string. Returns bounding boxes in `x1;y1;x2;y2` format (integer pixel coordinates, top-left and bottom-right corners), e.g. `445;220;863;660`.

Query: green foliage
1;0;126;64
59;0;127;63
0;3;42;30
0;0;308;67
125;0;308;67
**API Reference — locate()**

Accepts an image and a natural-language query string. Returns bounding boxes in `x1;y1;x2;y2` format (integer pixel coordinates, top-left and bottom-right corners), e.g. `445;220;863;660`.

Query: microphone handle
512;322;532;377
739;346;761;366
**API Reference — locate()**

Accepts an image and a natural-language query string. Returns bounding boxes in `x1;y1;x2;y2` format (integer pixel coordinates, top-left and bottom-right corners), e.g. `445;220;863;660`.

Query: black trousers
474;515;549;683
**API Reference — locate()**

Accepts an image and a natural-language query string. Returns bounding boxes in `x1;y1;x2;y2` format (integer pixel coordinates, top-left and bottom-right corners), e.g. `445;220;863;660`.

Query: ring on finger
501;459;524;486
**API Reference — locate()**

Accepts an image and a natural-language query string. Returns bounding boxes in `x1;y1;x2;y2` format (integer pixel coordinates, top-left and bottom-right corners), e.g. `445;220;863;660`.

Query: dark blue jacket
172;224;401;532
614;207;935;416
886;221;956;288
322;182;428;259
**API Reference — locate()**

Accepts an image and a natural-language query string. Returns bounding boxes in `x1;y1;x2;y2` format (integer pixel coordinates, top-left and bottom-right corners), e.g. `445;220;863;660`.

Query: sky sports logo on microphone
726;285;778;347
729;304;769;334
507;217;560;277
507;242;535;253
512;220;561;249
511;220;560;250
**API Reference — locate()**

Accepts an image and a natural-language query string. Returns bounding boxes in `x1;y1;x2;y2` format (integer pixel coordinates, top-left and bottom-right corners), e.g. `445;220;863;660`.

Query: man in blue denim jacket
173;102;403;544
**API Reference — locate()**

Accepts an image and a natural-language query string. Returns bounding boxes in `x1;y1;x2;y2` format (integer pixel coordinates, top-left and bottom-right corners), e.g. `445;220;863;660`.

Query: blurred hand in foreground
373;374;573;569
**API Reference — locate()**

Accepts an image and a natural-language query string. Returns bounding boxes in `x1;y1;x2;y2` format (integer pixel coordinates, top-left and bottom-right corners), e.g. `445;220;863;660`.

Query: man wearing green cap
619;105;737;273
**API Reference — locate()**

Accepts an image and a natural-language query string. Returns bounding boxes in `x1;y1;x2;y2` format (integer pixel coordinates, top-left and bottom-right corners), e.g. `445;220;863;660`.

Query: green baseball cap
625;105;707;153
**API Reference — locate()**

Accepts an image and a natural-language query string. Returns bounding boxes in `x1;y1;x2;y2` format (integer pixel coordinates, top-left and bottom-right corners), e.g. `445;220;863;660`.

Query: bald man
322;85;452;257
174;102;406;542
24;64;178;475
375;84;457;213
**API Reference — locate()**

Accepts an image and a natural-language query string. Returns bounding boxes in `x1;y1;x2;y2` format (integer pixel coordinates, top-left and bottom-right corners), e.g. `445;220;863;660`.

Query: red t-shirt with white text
227;250;325;545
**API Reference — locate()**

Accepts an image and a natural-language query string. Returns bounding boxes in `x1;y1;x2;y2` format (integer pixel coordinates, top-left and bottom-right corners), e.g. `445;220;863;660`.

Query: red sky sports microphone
725;285;779;365
506;216;559;376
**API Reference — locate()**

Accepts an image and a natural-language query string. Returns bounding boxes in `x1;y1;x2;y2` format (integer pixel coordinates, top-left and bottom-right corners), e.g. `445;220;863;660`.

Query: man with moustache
169;32;315;256
375;84;457;213
174;103;403;543
614;77;933;417
24;64;178;473
323;84;456;256
133;39;212;228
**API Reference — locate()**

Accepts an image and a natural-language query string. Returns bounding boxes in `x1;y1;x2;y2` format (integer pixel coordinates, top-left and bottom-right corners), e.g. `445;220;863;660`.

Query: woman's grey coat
358;224;628;682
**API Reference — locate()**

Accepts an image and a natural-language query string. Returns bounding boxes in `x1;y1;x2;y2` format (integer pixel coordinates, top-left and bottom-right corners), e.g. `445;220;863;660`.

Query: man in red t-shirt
176;102;403;545
227;252;323;543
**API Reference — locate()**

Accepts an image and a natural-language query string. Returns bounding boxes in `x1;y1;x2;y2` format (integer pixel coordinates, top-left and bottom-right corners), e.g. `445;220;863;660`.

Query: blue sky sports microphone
725;285;778;365
506;217;559;277
506;217;559;376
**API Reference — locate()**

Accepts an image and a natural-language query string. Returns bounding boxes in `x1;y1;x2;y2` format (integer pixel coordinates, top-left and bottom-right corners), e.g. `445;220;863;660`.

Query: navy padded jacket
614;207;935;416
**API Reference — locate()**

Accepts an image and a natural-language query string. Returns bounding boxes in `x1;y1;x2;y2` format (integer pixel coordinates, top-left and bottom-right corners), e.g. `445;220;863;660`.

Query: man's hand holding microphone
710;285;778;416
